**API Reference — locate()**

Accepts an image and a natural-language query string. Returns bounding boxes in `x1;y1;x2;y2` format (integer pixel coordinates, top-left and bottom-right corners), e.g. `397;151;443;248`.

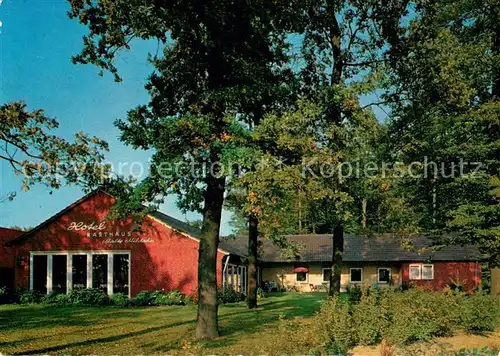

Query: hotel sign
66;221;154;244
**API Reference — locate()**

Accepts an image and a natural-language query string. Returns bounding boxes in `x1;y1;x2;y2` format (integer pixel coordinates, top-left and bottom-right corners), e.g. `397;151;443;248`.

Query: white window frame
349;268;363;283
295;271;308;283
30;250;131;297
377;268;391;284
422;264;434;280
409;264;422;280
322;268;331;282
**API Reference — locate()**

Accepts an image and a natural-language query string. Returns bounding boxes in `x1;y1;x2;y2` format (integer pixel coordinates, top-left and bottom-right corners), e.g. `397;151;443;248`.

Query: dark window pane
33;255;47;293
72;255;87;289
92;255;108;294
350;268;362;282
378;268;390;283
52;255;67;294
296;272;307;281
113;254;129;295
323;269;331;282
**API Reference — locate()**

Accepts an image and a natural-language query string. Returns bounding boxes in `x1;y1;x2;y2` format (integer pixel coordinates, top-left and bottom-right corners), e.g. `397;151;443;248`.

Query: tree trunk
195;173;225;340
361;198;367;229
247;215;259;309
328;224;344;296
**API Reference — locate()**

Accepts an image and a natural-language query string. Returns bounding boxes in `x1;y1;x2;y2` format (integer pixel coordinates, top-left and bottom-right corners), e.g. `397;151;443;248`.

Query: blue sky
0;0;234;234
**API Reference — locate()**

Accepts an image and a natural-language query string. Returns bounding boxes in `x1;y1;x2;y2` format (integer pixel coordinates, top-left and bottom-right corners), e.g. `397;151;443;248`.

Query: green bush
257;287;266;299
345;284;362;303
459;293;500;333
130;290;186;306
154;290;185;306
111;293;130;307
454;347;499;356
218;284;245;304
130;291;155;306
41;291;60;304
314;296;355;354
352;290;385;345
381;289;458;344
68;288;111;306
20;290;43;304
313;288;499;351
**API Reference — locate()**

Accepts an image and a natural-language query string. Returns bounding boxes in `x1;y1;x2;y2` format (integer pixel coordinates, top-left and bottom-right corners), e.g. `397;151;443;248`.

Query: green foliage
352;290;385;345
455;347;499;356
218;285;245;304
459;293;500;333
68;288;111;306
380;290;459;345
155;290;185;306
314;297;355;353
20;290;43;304
314;289;500;350
257;287;266;300
129;290;185;306
111;293;129;307
0;101;109;194
344;284;362;303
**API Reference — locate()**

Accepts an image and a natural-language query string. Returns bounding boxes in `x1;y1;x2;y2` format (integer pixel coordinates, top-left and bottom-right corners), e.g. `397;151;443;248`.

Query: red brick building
1;190;482;297
0;227;23;291
4;190;246;297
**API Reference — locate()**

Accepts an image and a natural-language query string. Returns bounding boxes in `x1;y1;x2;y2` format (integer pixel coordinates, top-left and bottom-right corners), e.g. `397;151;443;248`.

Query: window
409;265;421;280
422;265;434;280
52;255;67;294
113;254;130;295
33;255;48;293
296;272;308;282
350;268;363;283
30;251;131;297
409;264;434;280
72;255;87;289
378;268;391;283
92;254;108;293
322;268;331;282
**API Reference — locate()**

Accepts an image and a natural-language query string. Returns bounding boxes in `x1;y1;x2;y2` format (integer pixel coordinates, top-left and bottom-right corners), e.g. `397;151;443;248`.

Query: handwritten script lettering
67;221;106;231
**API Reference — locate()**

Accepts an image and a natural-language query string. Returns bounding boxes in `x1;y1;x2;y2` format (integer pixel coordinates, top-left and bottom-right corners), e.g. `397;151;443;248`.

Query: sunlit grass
0;292;327;355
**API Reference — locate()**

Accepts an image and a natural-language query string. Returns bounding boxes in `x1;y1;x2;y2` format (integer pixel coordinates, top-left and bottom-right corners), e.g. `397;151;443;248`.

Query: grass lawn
0;292;326;355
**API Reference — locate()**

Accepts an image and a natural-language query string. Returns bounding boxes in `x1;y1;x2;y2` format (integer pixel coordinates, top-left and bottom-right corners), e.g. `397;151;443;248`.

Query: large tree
292;0;410;295
383;0;500;265
1;101;109;199
68;0;300;338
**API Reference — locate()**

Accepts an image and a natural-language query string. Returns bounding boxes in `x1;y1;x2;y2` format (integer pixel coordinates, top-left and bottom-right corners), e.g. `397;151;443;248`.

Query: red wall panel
401;262;481;292
12;191;226;296
0;228;22;269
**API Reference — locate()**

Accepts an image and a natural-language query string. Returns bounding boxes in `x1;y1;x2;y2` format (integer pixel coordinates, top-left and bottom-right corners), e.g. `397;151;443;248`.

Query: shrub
41;291;60;304
454;347;499;356
68;288;110;306
111;293;130;307
218;284;245;304
314;296;355;353
20;290;43;304
257;287;266;299
381;289;458;345
345;284;362;303
130;291;155;306
313;288;485;351
130;290;186;306
459;293;500;333
154;290;185;306
352;290;384;345
54;293;71;304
